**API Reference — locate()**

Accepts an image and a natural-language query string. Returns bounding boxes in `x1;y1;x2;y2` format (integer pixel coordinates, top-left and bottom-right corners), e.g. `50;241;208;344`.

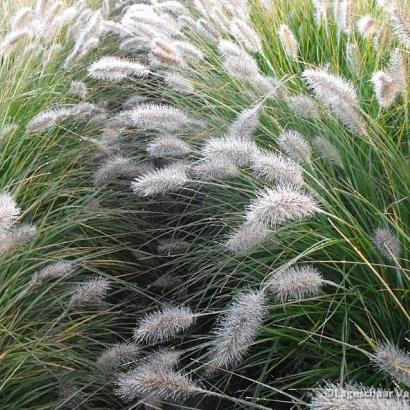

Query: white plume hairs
312;0;329;26
230;18;262;53
278;24;299;59
371;71;400;109
251;150;304;186
0;29;31;57
0;223;37;257
88;56;149;82
373;226;401;261
302;68;367;135
267;265;324;302
28;261;76;289
389;48;408;94
333;0;353;34
139;348;184;372
207;289;266;371
131;164;189;197
70;81;88;99
67;277;110;309
278;130;312;163
146;135;192;158
225;223;273;255
192;156;240;180
165;72;195;95
113;104;192;132
11;7;33;30
227;104;262;140
97;342;140;371
245;185;320;227
202;135;259;167
309;382;410;409
372;342;410;386
346;42;361;76
0;192;20;230
288;95;321;120
357;15;379;39
387;4;410;50
133;305;196;344
313;136;344;167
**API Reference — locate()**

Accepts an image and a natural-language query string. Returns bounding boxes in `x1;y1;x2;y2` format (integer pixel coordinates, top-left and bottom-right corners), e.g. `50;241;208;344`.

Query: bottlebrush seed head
27;108;70;133
0;29;31;57
230;18;262;53
310;382;410;409
30;261;76;288
372;342;410;386
245;185;319;227
227;104;262;140
278;24;299;59
312;0;329;26
133;305;196;344
97;343;140;371
225;223;272;255
251;150;304;185
373;227;401;260
278;130;312;163
70;81;88;99
131;164;189;197
88;56;149;82
0;192;20;230
165;73;195;95
313;136;343;167
268;265;324;302
388;4;410;49
147;135;192;158
371;71;399;109
288;95;321;119
67;277;110;309
140;348;184;372
357;15;379;38
192;157;240;180
11;8;33;30
115;367;201;403
0;223;37;257
207;289;266;370
202;135;258;167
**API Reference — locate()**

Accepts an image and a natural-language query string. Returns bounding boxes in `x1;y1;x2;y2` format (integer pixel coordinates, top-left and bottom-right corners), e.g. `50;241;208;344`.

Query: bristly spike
371;71;400;109
146;135;192;159
133;305;196;344
230;18;262;53
313;136;344;167
288;95;321;120
29;261;76;289
207;290;266;371
278;130;312;163
225;223;273;255
267;265;324;302
70;81;88;99
67;277;110;309
373;227;401;261
97;343;140;371
372;342;410;386
387;4;410;49
227;104;263;140
0;192;20;230
245;185;320;227
278;24;299;59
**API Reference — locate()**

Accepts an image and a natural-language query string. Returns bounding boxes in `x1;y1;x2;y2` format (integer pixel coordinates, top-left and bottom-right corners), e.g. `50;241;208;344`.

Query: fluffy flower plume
372;342;410;386
313;136;343;167
11;8;33;31
0;224;37;257
389;48;407;93
245;185;319;227
115;367;201;403
268;266;324;302
115;104;192;132
70;81;88;99
230;18;262;53
68;277;110;309
219;40;261;80
251;151;304;185
225;223;272;255
202;135;258;166
346;42;361;75
373;227;401;260
278;130;312;163
29;261;76;289
157;238;191;254
207;290;266;370
140;348;184;372
97;343;140;371
357;15;379;38
288;95;321;119
371;71;399;109
228;104;262;140
388;4;410;49
27;108;70;133
0;193;20;230
165;73;195;95
131;164;189;197
312;0;329;25
278;24;299;59
146;135;192;158
133;306;196;344
192;157;240;180
88;56;149;82
333;0;353;34
302;68;367;135
310;382;410;409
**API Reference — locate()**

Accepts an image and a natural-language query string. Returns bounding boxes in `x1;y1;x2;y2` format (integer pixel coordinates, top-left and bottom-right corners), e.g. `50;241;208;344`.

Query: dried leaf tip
133;305;196;344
